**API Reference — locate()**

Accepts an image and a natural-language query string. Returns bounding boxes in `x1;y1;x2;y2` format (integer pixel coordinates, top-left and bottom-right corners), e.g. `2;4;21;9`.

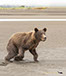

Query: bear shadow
0;59;39;66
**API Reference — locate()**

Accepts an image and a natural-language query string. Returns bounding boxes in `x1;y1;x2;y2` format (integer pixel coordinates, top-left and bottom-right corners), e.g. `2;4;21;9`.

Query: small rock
58;71;63;74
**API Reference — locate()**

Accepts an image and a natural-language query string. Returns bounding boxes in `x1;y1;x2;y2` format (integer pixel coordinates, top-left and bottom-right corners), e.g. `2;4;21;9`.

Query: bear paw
34;60;39;62
14;56;22;61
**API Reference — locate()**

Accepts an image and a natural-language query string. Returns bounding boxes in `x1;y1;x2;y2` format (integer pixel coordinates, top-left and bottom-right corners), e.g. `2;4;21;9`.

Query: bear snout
41;34;47;41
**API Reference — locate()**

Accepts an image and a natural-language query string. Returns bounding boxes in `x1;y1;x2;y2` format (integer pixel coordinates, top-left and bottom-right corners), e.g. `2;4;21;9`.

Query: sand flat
0;21;66;76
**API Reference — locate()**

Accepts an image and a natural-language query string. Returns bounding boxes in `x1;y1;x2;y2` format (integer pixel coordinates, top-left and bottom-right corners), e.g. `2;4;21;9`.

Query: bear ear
43;28;47;32
34;28;39;32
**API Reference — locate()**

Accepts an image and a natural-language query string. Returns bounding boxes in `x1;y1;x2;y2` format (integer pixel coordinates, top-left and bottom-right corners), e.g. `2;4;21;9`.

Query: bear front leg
29;49;38;62
14;48;25;61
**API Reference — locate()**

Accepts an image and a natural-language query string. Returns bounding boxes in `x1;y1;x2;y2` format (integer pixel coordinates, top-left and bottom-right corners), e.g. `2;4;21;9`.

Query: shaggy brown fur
5;28;47;62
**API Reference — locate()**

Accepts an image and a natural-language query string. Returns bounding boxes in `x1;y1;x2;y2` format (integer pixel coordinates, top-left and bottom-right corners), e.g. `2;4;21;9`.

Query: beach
0;8;66;19
0;21;66;76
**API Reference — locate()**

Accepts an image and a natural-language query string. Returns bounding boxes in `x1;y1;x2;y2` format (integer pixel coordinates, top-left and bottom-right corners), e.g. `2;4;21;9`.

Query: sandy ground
1;15;66;19
0;21;66;76
0;8;66;19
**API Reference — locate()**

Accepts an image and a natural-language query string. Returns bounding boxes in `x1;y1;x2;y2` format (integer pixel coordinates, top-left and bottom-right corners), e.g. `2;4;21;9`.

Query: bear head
34;28;47;42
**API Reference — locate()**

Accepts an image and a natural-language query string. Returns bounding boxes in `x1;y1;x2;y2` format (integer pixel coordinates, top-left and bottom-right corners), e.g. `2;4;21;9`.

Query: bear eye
42;33;45;35
41;33;43;35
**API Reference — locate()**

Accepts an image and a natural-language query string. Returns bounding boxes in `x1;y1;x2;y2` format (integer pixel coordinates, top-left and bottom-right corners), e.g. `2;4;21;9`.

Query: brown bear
5;28;47;62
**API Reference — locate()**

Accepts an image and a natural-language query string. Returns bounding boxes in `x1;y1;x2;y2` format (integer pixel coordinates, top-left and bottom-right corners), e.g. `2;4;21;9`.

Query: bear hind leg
5;51;17;62
5;43;18;62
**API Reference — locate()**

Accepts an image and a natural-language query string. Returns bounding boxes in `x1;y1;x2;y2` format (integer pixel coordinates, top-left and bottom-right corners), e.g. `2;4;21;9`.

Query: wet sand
0;8;66;19
0;21;66;76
